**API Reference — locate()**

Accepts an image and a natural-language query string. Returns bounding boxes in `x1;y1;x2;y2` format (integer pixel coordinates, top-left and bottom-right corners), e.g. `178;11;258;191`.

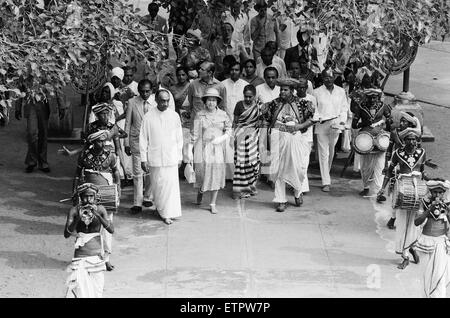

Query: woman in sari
169;66;191;115
232;84;262;199
242;59;265;87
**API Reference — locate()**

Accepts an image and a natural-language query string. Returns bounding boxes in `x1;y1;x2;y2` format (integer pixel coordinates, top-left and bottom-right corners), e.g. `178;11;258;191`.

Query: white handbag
184;163;196;184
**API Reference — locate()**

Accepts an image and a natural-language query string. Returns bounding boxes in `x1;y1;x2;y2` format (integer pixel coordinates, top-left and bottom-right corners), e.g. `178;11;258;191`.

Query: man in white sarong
414;179;450;298
65;183;114;298
140;89;183;225
264;78;315;212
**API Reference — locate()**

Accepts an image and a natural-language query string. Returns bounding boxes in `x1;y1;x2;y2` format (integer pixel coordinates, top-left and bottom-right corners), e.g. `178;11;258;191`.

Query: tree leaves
0;0;165;97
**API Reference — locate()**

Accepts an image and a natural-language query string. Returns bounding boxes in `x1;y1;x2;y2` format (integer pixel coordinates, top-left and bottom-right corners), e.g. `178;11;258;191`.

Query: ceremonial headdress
426;179;450;192
92;102;114;114
276;77;300;88
186;29;202;41
391;110;418;129
86;130;109;143
111;67;124;81
202;88;222;104
399;126;421;141
76;183;99;195
363;88;382;96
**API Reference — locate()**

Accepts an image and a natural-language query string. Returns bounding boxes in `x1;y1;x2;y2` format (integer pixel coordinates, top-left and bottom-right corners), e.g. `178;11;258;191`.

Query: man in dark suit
284;29;319;74
15;87;65;173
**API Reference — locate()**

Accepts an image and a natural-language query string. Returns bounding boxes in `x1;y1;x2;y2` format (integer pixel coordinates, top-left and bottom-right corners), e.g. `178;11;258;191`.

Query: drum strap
412;177;419;202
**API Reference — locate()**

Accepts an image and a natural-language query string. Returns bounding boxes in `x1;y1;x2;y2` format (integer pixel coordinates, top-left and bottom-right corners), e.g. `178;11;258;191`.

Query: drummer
73;130;120;272
382;126;428;270
377;111;421;230
59;103;127;157
351;88;391;196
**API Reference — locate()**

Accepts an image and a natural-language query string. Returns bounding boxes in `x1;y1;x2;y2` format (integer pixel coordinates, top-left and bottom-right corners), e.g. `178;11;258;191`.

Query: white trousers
316;132;340;186
131;152;152;206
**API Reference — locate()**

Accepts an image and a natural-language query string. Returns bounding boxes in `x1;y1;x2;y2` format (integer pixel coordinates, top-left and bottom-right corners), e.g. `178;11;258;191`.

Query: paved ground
0;43;449;298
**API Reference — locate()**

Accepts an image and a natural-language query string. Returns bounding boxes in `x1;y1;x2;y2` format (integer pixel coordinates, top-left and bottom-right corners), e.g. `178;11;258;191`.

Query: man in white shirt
124;80;156;215
140;90;183;225
221;61;249;179
296;78;317;195
122;66;139;97
256;41;288;75
256;67;280;181
313;69;349;192
221;62;249;119
256;47;287;79
256;67;280;104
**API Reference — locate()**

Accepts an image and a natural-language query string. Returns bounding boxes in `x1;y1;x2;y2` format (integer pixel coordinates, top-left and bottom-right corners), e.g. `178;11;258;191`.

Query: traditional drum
353;130;374;154
96;184;119;213
375;131;390;151
392;174;427;210
352;128;389;155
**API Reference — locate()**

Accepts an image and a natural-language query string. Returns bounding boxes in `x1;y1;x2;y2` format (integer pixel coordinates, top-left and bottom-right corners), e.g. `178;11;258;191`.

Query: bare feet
397;258;409;270
163;218;173;225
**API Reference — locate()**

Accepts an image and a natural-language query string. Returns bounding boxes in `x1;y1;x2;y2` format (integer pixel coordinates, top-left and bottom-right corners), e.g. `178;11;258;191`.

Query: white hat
186;29;202;41
111;67;124;81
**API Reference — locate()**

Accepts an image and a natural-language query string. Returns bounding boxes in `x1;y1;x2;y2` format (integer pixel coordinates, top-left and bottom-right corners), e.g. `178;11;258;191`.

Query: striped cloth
233;102;262;196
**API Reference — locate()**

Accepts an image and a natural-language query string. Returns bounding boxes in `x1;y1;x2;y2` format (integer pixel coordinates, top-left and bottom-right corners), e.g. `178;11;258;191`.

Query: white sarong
66;234;106;298
149;165;182;219
270;130;310;192
415;234;450;298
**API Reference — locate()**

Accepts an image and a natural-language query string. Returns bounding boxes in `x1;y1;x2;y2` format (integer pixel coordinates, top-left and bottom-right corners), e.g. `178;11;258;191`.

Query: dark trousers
25;105;49;168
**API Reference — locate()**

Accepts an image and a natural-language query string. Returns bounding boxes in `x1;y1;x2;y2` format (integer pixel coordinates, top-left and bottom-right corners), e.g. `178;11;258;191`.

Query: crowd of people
12;0;450;299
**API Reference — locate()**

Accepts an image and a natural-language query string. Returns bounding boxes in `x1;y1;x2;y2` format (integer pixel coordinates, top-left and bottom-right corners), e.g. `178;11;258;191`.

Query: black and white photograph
1;0;450;302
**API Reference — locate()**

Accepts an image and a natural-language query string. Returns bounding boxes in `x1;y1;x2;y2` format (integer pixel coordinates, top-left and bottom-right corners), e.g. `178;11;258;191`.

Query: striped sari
233;101;262;197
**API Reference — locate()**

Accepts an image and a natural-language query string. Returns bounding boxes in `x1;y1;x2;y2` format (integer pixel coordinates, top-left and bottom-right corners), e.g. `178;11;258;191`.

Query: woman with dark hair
170;66;190;115
242;59;265;87
232;84;264;199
